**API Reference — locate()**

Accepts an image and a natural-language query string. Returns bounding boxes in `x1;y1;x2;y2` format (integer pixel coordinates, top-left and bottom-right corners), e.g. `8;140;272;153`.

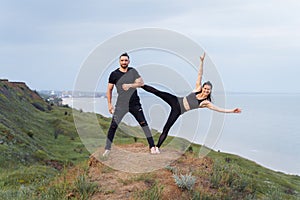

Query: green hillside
0;79;91;198
0;79;299;200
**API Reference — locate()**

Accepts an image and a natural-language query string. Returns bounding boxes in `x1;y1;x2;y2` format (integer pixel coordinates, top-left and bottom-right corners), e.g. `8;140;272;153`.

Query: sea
63;93;300;175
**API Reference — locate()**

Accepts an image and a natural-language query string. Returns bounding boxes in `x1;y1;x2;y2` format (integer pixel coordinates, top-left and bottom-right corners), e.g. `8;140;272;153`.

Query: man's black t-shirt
108;67;141;106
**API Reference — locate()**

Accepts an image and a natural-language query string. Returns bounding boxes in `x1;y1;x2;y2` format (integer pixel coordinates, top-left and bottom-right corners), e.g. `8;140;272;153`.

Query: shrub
32;102;46;111
26;130;34;138
74;174;98;199
135;182;164;200
210;160;223;188
173;173;196;191
33;150;49;161
266;185;284;200
192;191;213;200
187;146;193;153
38;185;66;199
165;165;177;174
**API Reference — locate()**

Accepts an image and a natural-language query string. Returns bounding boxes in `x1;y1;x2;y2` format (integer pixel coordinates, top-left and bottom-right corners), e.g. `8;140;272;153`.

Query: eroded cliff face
0;79;44;102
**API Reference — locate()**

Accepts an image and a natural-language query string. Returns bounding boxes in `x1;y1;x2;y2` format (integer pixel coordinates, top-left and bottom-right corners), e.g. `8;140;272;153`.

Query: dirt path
88;143;214;199
91;143;183;173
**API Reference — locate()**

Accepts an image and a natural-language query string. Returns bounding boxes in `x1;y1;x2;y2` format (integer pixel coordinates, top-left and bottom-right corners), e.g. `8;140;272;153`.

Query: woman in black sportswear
131;53;241;153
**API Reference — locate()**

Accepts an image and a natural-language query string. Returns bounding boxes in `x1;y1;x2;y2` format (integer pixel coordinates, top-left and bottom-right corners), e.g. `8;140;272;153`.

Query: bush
26;130;34;138
187;146;193;153
165;165;177;174
266;185;284;200
74;174;98;199
135;182;164;200
173;173;196;191
31;102;46;111
210;160;223;188
33;150;49;161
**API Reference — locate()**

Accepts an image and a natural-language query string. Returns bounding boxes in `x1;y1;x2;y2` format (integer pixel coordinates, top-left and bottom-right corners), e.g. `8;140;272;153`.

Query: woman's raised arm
194;52;206;92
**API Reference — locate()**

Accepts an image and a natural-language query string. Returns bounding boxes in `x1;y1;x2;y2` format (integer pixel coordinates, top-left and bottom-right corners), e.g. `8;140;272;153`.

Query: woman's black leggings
142;85;182;148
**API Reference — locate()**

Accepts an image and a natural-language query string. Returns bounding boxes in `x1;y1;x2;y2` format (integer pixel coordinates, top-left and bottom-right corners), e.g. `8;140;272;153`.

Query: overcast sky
1;0;300;93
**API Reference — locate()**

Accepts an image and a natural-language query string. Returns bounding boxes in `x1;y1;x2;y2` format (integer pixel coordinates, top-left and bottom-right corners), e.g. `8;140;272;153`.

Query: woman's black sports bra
185;92;207;110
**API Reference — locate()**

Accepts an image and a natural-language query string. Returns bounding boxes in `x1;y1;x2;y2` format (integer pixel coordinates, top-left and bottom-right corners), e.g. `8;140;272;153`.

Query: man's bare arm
106;83;114;114
122;77;144;91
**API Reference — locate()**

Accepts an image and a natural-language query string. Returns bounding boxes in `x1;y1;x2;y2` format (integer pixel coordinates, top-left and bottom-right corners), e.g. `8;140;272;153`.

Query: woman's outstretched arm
194;52;206;92
203;101;242;113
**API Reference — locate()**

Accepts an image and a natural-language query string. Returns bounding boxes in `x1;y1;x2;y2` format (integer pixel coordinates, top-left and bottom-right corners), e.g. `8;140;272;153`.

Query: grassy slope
206;147;300;199
0;80;300;199
0;81;90;198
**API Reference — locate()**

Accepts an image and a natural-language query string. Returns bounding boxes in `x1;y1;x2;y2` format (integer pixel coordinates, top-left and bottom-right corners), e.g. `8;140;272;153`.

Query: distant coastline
45;90;300;99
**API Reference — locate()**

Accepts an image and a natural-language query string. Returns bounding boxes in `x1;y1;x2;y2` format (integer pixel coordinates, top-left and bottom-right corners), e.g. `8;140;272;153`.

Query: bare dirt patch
88;143;213;200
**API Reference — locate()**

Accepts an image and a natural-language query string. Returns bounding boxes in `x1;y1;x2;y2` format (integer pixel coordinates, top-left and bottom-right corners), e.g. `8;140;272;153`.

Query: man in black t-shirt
103;53;158;156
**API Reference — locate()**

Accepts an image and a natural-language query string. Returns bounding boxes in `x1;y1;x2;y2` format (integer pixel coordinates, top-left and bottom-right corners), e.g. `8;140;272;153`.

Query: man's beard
120;65;128;69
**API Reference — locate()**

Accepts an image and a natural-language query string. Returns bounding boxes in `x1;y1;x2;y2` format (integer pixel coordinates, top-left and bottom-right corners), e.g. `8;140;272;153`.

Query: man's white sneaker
103;149;110;157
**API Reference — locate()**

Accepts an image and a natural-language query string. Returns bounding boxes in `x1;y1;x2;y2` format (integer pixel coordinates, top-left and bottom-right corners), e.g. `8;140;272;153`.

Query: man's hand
122;77;144;91
122;83;132;91
108;104;114;114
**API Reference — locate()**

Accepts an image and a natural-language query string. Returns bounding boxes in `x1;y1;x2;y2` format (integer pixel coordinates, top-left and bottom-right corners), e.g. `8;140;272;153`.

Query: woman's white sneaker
150;147;157;154
155;147;160;154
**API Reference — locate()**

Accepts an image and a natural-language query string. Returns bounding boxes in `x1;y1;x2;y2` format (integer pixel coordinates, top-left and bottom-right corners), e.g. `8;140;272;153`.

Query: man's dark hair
119;52;130;59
